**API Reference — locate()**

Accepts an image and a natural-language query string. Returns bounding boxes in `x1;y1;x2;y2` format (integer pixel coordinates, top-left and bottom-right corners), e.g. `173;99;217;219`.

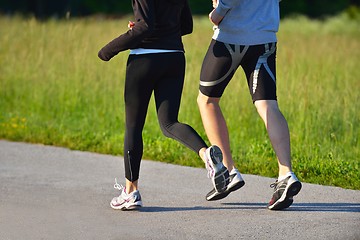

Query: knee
254;100;282;121
159;121;174;138
197;92;219;108
255;100;279;112
196;92;206;107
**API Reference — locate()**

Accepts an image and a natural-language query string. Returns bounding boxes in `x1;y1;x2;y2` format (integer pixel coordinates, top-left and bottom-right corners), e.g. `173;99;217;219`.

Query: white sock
230;168;239;175
230;168;244;181
278;171;295;181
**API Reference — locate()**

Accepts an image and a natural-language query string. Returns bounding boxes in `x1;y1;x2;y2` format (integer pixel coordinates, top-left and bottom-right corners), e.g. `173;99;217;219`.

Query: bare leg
254;100;292;177
198;147;207;164
197;91;236;171
125;179;138;194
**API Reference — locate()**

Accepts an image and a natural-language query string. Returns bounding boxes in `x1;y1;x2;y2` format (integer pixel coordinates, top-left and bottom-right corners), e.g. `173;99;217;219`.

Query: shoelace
114;178;125;191
270;180;279;189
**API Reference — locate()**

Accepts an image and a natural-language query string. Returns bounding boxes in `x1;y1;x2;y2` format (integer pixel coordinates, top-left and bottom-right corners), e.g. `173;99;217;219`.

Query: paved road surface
0;140;359;240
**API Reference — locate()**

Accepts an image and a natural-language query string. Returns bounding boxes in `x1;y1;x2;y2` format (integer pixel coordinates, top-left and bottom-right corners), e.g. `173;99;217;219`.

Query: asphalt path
0;140;359;240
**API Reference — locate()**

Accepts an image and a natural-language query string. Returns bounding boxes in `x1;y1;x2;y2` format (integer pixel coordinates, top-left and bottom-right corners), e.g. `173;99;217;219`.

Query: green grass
0;14;359;190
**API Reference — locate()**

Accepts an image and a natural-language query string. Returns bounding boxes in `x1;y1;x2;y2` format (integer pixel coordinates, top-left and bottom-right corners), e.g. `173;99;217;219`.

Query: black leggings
123;52;207;182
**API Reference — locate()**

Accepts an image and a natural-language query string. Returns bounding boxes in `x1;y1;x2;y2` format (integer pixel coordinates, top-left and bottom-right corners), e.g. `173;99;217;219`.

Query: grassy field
0;14;359;190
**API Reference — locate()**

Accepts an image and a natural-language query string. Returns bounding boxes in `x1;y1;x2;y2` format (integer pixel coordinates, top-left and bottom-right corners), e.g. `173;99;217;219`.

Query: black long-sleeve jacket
98;0;193;61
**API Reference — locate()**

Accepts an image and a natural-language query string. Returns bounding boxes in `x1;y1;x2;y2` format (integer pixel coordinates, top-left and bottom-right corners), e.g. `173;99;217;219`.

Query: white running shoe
206;168;245;201
110;179;143;210
204;145;230;193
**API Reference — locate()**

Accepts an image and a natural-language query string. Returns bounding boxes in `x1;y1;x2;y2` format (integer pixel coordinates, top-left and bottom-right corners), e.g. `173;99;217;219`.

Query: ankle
278;171;295;181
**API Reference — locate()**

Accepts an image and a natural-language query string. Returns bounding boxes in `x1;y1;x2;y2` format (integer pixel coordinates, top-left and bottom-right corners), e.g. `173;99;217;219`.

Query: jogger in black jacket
98;0;229;210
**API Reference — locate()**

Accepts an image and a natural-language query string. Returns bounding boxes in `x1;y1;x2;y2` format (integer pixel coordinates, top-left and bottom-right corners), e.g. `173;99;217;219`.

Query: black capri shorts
199;39;278;102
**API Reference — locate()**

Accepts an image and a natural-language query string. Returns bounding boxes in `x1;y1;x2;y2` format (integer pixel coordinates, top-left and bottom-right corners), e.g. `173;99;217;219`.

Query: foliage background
0;11;359;189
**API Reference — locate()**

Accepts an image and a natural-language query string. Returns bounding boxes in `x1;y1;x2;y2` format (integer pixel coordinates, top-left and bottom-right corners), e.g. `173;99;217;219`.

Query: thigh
241;43;277;102
125;55;155;128
154;53;185;123
199;40;235;98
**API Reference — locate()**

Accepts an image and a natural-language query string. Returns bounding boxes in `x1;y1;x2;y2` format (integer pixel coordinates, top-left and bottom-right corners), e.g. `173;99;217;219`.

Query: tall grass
0;14;359;189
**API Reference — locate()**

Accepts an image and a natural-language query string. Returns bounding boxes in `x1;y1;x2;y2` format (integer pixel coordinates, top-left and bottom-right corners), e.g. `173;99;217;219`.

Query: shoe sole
206;180;245;201
121;205;142;211
207;146;229;192
213;166;230;192
268;181;302;210
110;201;143;211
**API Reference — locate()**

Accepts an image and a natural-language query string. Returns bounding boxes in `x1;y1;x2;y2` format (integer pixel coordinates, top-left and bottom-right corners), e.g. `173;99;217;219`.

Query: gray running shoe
204;145;230;193
267;175;302;210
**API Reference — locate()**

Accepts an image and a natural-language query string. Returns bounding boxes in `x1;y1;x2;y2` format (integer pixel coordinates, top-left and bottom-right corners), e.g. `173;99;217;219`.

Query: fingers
212;0;218;8
128;21;135;29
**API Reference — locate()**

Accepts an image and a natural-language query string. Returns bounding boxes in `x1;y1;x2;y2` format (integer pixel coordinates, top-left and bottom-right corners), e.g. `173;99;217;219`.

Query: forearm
209;9;224;26
98;23;152;61
98;0;155;61
215;0;238;16
209;0;238;26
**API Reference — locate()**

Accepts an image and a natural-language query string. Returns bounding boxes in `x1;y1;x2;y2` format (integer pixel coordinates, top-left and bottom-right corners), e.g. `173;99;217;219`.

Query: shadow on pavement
140;202;360;213
223;202;360;213
287;203;360;212
140;203;266;212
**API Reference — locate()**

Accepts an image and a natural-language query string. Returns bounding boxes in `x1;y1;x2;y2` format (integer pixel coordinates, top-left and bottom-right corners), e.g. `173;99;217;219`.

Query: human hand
212;0;218;8
209;9;223;26
128;21;135;29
